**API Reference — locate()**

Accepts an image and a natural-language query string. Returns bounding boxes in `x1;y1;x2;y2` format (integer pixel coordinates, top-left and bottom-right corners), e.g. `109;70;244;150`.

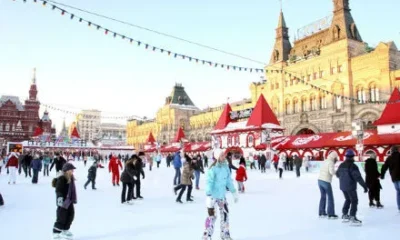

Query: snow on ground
0;161;398;240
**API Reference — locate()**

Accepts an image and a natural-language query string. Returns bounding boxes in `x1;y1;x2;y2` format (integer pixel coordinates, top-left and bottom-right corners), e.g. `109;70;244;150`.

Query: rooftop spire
32;68;36;84
269;9;292;64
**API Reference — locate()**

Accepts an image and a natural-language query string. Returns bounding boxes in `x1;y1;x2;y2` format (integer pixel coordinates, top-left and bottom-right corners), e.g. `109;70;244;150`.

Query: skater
0;155;4;174
259;153;267;173
6;151;19;184
277;153;285;179
166;154;172;168
194;154;205;190
83;156;87;167
31;153;42;184
235;157;247;193
303;155;310;172
226;152;238;173
174;154;195;203
84;161;103;190
273;153;279;172
52;163;77;240
120;157;137;204
43;152;51;177
318;152;339;218
22;152;32;177
380;145;400;212
336;150;368;225
0;192;3;206
50;153;67;177
133;152;145;199
294;154;302;177
108;154;123;186
173;150;182;185
203;153;208;168
365;153;383;208
156;152;161;168
202;150;238;240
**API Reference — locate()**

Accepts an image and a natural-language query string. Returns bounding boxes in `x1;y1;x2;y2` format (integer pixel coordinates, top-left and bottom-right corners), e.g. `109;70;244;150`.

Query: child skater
203;150;238;240
235;157;247;193
84;161;104;190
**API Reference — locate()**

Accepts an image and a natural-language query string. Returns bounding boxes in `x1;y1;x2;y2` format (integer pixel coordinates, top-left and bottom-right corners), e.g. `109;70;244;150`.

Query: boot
342;214;350;223
328;214;338;219
369;202;376;208
376;202;384;209
349;216;362;226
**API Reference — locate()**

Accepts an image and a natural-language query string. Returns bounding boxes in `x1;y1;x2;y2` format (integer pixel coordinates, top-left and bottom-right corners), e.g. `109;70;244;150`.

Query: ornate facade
127;0;400;149
0;69;54;142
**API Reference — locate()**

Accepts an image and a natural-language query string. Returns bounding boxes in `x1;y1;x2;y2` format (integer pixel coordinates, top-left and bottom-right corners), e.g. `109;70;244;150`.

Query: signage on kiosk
230;108;254;121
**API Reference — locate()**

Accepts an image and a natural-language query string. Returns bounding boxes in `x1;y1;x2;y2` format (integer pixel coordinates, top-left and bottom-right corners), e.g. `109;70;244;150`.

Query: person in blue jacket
31;153;43;184
336;149;368;225
173;151;183;186
202;150;238;240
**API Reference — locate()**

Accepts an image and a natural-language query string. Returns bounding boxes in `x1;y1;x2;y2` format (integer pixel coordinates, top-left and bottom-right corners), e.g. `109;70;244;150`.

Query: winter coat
381;151;400;182
277;155;285;169
259;155;267;165
42;156;51;166
6;154;19;168
303;157;309;168
87;165;97;180
194;159;204;173
181;161;194;185
22;154;32;166
294;156;302;168
235;165;247;182
364;158;382;190
55;175;70;201
336;158;367;191
30;158;42;171
120;162;137;183
318;153;337;183
173;152;182;169
205;160;236;200
134;159;145;179
50;157;67;172
108;157;122;173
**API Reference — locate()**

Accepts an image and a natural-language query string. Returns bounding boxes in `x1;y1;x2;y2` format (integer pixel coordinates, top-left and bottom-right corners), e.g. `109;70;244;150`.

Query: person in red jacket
6;151;19;184
108;154;123;186
235;157;248;193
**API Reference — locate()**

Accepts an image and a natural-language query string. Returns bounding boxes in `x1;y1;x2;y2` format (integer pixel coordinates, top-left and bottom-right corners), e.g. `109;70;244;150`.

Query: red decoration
374;88;400;125
33;126;44;137
146;132;156;144
214;103;232;130
173;127;185;143
246;94;280;127
70;127;80;139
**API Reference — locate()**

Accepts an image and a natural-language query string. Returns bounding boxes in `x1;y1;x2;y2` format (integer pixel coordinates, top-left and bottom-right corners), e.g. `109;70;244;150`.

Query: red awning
185;142;211;152
254;136;291;150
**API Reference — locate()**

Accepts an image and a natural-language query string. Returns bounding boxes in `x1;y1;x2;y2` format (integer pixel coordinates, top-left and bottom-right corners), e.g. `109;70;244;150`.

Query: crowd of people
0;145;399;239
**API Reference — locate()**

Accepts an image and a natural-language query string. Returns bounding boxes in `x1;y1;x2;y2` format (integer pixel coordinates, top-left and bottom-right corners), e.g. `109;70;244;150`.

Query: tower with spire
25;68;40;119
269;9;292;64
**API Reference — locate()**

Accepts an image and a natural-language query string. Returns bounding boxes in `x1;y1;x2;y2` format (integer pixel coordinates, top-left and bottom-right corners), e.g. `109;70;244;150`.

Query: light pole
352;119;364;161
263;128;272;158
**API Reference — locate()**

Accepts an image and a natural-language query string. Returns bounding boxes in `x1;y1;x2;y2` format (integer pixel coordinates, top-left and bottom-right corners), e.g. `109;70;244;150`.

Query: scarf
63;176;77;209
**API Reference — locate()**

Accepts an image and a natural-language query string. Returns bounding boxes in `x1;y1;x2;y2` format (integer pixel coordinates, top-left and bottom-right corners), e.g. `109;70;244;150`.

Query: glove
57;197;64;207
364;187;368;193
232;192;239;203
206;196;215;208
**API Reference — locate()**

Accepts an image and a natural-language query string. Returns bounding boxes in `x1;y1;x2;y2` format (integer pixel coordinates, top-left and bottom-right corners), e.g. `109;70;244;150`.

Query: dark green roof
167;83;196;106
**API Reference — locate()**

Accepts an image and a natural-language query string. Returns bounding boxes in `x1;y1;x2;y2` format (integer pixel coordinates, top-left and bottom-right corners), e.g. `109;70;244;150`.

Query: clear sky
0;0;399;132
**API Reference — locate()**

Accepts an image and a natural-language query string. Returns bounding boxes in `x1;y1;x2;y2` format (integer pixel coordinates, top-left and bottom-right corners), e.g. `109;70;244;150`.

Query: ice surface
0;162;398;240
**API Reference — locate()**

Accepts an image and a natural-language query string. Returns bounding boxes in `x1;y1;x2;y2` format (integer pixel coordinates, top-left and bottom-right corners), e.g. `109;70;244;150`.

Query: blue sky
0;0;399;131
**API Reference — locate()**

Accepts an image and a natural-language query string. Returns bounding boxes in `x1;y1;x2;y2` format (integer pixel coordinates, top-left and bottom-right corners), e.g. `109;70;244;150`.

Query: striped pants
203;198;230;239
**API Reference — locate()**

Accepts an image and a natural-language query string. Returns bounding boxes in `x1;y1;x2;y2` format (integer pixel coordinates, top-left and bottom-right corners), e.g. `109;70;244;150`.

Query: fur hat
62;163;76;172
345;149;355;158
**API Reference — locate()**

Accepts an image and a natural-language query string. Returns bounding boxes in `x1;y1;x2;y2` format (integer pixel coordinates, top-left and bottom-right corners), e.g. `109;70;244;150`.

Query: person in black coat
226;152;238;173
336;150;368;224
260;154;267;173
52;163;77;240
381;145;400;212
84;161;104;190
364;153;383;208
134;153;145;199
22;152;33;177
0;192;4;206
120;158;137;204
50;153;67;176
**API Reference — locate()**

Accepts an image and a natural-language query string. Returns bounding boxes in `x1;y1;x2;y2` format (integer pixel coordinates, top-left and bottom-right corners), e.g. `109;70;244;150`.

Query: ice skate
176;199;183;204
52;233;62;240
349;216;362;226
126;200;134;205
369;202;376;208
137;196;144;200
376;202;384;209
186;198;194;203
342;214;350;223
319;214;327;218
60;230;73;240
328;214;338;219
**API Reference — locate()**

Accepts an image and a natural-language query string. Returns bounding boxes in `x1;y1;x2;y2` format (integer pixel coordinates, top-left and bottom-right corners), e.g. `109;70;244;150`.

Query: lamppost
263;128;272;158
352;119;364;161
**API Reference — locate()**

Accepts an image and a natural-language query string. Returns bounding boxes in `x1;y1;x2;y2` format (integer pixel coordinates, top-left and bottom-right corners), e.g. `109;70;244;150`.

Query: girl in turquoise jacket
203;150;238;240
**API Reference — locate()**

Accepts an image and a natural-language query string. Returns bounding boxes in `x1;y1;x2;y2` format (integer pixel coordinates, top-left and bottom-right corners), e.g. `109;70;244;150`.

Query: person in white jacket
318;152;339;219
277;153;286;179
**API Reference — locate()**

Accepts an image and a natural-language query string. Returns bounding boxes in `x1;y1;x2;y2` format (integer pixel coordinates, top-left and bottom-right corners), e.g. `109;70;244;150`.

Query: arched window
319;93;327;109
310;95;317;111
275;82;279;89
335;96;343;110
247;134;254;147
0;123;2;131
227;135;232;146
234;135;240;146
301;97;307;112
293;98;299;113
5;123;10;131
12;123;15;131
356;86;366;104
369;84;379;102
285;100;291;115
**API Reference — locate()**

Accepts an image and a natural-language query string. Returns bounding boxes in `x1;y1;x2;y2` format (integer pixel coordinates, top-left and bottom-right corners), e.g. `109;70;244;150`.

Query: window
301;98;307;112
285;100;291;114
247;135;254;147
331;67;336;75
29;125;33;132
275;82;279;89
338;65;343;73
5;123;10;131
293;99;299;113
290;78;294;86
357;87;366;103
271;83;274;90
319;94;327;109
310;95;317;111
319;70;324;78
234;135;240;146
0;123;2;131
227;135;232;146
307;75;311;81
369;85;379;102
285;80;288;87
335;96;342;110
313;72;317;80
12;124;15;131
